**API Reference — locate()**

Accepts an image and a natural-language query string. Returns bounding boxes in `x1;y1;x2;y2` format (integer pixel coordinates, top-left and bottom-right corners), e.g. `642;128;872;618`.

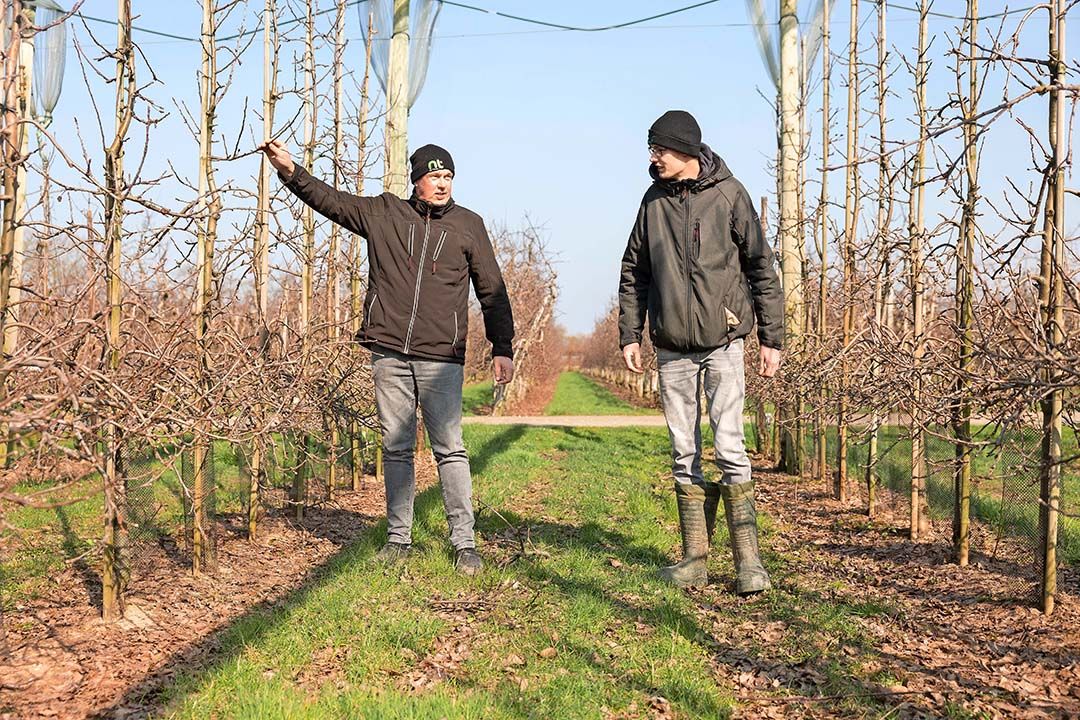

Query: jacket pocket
692;219;701;259
364;292;379;327
431;230;449;274
452;310;459;349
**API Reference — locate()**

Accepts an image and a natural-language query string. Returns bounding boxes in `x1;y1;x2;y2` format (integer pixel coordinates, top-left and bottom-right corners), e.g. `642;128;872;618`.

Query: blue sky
38;1;1080;334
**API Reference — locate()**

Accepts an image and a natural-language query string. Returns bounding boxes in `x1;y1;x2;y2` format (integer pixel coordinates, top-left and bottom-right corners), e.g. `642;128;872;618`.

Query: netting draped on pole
744;0;831;89
358;0;441;109
31;1;66;125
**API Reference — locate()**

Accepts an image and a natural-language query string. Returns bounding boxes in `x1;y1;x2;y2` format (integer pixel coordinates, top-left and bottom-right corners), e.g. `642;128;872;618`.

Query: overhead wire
70;0;1041;45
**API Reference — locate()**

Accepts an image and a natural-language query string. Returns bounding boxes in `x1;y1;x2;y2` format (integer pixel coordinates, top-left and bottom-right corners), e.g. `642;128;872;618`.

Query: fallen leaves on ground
1;457;437;720
697;464;1080;719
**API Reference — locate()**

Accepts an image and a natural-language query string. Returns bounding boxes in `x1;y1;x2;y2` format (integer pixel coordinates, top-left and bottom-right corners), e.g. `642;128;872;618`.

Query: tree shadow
54;507;101;612
99;425;535;716
96;423;938;719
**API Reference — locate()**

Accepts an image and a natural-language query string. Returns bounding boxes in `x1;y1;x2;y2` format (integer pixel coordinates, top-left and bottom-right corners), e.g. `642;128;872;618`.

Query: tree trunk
293;1;317;521
777;0;803;476
193;0;220;576
908;0;931;540
815;0;831;492
953;0;978;568
326;0;347;501
865;0;889;518
1039;0;1065;615
837;0;859;502
250;0;278;541
352;13;375;491
0;1;26;471
101;0;134;621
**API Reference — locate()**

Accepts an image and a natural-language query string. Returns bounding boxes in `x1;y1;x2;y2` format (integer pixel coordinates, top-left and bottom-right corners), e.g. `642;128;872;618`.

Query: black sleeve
467;219;516;359
279;165;387;237
617;201;651;348
731;185;784;350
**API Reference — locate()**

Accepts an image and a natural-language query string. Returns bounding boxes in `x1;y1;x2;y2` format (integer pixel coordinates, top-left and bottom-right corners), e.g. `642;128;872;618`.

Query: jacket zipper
403;215;431;354
683;187;692;345
452;310;459;349
431;230;448;274
366;292;378;319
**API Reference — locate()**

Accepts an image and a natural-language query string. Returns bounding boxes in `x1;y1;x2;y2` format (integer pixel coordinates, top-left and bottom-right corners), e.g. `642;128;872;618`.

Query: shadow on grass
55;507;101;612
101;424;534;716
101;424;935;719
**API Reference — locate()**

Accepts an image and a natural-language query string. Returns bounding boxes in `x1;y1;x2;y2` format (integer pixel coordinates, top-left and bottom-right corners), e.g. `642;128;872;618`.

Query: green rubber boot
704;481;721;545
659;483;708;588
721;481;772;596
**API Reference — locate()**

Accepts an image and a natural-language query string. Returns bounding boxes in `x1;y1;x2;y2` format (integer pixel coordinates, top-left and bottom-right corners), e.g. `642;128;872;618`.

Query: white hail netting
32;2;67;124
744;0;831;90
359;0;442;109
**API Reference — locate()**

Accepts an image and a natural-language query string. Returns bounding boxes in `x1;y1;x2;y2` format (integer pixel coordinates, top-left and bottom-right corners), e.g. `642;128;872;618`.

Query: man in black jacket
618;110;783;594
261;140;514;576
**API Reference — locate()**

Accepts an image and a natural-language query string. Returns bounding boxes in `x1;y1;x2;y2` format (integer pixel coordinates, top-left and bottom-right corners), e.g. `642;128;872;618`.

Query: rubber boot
721;480;772;595
703;481;721;545
659;482;708;588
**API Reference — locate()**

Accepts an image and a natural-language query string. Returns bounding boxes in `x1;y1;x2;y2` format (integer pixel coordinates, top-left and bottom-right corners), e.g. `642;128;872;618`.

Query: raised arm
260;139;385;237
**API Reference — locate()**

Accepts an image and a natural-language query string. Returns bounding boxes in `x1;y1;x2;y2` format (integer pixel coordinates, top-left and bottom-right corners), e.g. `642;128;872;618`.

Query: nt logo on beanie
410;144;455;183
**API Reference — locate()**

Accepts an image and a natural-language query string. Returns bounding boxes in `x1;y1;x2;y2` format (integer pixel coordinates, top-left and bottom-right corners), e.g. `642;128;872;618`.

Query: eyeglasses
647;145;667;158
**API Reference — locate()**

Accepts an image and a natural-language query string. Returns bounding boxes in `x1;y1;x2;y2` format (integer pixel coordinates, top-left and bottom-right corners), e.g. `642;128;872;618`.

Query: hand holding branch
258;139;295;177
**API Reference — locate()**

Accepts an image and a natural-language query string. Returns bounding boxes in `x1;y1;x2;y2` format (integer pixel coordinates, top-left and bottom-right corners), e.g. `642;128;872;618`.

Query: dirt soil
0;456;437;720
715;468;1080;719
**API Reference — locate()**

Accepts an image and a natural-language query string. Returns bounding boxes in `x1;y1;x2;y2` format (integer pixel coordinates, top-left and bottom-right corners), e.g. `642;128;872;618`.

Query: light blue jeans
657;339;751;487
371;346;475;550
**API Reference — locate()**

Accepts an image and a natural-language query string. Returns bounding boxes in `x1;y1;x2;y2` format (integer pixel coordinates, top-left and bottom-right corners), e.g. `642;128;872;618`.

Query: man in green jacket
261;140;515;576
618;110;783;594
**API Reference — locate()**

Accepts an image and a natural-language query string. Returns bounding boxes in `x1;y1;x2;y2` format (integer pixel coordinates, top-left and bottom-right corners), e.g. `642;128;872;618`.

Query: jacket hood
649;143;732;193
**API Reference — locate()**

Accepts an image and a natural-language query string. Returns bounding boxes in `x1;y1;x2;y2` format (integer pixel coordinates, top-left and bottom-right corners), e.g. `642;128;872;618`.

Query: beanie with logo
409;144;455;184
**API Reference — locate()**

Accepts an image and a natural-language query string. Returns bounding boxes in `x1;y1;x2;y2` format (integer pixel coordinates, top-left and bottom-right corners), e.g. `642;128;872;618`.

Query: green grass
150;425;900;719
543;372;657;416
799;422;1080;563
0;436;369;610
462;381;494;416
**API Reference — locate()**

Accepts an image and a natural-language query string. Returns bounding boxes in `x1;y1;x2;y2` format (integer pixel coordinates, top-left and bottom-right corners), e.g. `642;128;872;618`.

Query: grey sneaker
454;547;483;576
374;541;411;565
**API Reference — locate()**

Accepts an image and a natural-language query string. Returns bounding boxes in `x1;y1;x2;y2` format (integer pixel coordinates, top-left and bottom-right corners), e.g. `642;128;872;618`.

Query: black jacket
618;145;783;352
281;166;515;363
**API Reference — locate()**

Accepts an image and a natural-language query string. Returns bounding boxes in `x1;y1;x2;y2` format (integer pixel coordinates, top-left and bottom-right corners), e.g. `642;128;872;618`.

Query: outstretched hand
258;139;295;177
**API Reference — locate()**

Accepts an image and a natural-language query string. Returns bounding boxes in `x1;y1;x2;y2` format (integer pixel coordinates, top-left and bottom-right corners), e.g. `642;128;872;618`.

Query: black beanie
409;144;455;183
648;110;702;157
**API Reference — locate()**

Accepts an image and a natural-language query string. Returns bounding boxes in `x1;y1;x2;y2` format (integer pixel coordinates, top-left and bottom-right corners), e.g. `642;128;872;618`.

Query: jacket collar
408;193;455;219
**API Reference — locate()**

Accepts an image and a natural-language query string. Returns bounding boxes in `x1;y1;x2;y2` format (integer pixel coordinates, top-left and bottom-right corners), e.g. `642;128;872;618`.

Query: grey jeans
371;346;475;550
657;339;751;487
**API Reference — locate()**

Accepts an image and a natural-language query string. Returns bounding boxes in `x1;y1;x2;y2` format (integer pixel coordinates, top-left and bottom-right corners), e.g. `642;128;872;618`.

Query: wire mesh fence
785;410;1076;603
114;424;382;587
